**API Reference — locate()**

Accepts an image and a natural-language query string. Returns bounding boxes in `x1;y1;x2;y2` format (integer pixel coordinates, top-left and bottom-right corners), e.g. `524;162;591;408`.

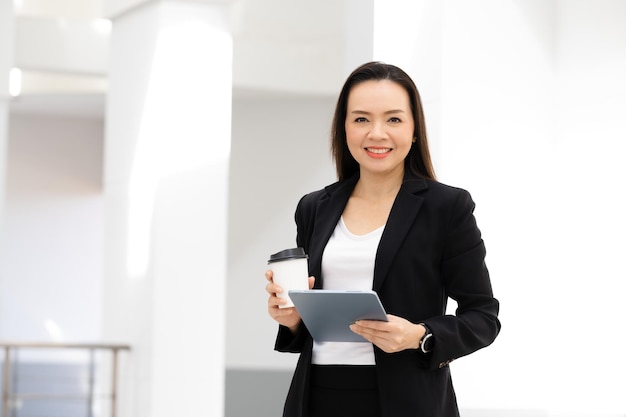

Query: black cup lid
268;247;308;263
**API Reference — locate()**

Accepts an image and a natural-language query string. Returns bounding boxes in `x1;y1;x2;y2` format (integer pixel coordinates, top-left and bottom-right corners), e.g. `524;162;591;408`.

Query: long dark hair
330;61;436;181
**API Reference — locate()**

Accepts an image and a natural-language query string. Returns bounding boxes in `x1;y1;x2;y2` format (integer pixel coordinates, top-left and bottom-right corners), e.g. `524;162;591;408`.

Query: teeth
367;148;390;154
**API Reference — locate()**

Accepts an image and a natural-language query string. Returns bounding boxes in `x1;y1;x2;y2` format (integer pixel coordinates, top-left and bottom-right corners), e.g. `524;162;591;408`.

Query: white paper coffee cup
268;248;309;308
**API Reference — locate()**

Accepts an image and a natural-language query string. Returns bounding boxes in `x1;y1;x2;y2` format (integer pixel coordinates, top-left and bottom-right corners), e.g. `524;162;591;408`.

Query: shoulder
294;179;348;241
420;179;476;213
295;186;329;218
403;172;472;203
294;182;335;225
297;175;357;212
297;187;330;209
424;179;472;198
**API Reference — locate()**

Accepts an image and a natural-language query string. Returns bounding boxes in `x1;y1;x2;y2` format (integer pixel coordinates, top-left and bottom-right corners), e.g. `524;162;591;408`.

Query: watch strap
418;323;433;353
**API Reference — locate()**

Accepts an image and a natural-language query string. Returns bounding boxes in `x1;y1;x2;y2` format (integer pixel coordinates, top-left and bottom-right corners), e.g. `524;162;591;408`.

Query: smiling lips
365;147;392;159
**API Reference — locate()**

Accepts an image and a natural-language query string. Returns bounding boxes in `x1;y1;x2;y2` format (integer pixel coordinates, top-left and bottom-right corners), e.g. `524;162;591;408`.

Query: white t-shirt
311;216;385;365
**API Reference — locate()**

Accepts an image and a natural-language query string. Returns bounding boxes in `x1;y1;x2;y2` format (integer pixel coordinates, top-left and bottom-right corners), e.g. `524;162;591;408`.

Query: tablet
288;289;388;342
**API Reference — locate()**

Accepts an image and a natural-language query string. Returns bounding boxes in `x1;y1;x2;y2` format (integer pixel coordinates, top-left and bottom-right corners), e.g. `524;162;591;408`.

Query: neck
354;168;404;199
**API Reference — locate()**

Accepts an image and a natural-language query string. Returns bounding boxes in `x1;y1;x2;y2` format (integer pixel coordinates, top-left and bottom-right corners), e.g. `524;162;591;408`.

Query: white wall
232;0;346;96
433;1;626;415
227;95;336;369
541;0;626;413
0;113;104;351
435;0;557;411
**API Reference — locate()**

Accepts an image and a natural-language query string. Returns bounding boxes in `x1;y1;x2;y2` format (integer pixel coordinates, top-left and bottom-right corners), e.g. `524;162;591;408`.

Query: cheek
344;127;360;145
344;133;363;159
345;139;360;156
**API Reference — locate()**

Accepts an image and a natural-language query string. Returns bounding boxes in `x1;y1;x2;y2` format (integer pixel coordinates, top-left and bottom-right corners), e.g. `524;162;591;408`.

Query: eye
354;117;368;123
388;117;402;123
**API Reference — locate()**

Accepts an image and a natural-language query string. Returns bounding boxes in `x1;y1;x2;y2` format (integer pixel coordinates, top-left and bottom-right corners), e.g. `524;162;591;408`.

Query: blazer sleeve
423;188;501;370
274;192;317;353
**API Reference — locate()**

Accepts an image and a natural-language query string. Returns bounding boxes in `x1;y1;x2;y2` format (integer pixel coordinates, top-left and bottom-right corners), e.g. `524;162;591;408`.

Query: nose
367;121;388;140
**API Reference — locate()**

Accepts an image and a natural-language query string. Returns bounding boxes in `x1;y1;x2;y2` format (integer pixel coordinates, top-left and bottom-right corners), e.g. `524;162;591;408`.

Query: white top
312;217;385;365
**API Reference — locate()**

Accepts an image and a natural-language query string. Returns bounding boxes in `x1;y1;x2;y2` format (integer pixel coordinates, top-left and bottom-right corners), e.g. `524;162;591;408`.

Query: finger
268;294;287;309
351;322;396;347
269;304;298;322
350;323;376;344
265;270;274;282
308;276;316;289
265;282;283;295
354;319;388;332
350;322;372;337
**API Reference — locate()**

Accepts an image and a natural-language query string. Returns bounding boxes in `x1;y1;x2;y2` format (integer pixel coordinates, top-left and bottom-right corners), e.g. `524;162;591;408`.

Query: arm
423;189;501;370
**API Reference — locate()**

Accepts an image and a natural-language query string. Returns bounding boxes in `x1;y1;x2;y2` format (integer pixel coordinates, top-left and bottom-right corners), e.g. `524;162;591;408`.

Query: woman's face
345;80;414;179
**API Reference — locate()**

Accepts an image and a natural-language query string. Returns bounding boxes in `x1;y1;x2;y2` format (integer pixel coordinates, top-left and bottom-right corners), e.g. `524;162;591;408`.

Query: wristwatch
418;323;434;353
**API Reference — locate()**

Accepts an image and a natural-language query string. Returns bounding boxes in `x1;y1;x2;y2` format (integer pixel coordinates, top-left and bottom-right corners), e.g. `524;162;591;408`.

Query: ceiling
8;0;348;120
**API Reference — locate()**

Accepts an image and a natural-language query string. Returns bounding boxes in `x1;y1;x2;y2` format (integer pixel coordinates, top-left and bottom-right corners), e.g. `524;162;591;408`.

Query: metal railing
0;342;130;417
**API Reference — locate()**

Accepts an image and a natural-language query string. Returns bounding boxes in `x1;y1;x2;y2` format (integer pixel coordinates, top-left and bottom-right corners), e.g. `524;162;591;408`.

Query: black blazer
275;171;501;417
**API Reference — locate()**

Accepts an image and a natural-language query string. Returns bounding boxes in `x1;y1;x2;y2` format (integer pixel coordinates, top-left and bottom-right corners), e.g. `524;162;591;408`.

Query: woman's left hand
349;314;426;353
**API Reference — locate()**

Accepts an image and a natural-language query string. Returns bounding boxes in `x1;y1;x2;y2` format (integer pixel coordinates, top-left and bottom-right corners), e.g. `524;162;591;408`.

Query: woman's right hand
265;270;315;333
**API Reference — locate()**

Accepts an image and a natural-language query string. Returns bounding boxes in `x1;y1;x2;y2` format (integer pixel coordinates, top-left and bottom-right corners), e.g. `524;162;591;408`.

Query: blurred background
0;0;625;416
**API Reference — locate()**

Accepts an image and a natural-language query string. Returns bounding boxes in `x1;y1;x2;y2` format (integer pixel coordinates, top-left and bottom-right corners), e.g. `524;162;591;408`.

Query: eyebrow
349;109;406;115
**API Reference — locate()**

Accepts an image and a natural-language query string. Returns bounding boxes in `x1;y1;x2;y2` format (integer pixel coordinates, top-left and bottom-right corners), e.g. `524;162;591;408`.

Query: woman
265;61;501;417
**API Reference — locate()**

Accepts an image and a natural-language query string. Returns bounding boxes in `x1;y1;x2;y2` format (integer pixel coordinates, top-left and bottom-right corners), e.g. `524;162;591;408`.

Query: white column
0;0;15;228
103;1;231;416
0;1;15;332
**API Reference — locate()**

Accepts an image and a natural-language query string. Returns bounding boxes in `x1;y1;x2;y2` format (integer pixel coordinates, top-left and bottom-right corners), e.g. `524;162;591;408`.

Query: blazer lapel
308;175;358;289
306;173;428;291
373;175;428;291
